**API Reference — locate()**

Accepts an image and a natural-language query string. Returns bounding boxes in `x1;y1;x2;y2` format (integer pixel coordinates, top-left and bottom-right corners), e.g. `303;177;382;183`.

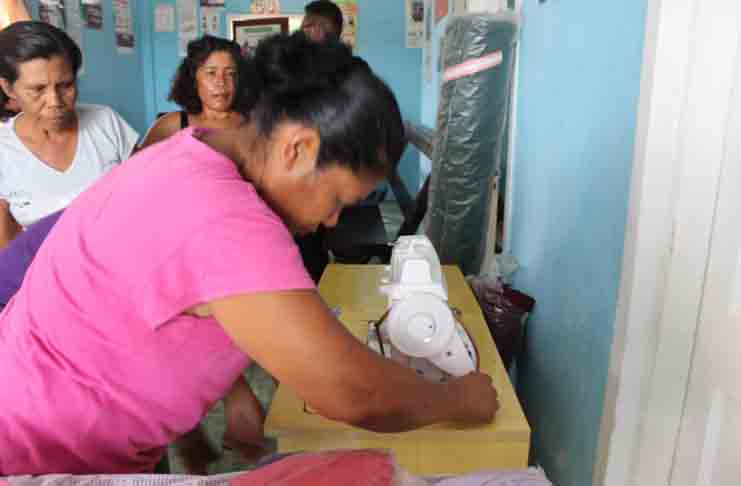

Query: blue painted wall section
508;2;647;485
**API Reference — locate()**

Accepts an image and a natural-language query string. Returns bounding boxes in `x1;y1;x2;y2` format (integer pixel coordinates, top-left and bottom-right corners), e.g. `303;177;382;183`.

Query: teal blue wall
509;2;646;485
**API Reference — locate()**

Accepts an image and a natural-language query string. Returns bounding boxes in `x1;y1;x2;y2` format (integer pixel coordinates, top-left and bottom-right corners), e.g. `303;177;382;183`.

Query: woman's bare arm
0;200;22;249
135;112;182;152
210;289;498;433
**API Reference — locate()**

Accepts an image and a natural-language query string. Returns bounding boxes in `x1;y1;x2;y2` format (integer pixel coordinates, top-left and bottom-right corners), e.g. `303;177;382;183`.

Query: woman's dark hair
169;35;258;115
252;32;405;177
0;21;82;119
305;1;344;38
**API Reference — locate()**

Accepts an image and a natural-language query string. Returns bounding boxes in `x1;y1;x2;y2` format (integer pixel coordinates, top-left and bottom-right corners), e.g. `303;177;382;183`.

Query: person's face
257;123;383;235
0;55;77;130
284;164;380;235
301;14;340;43
195;50;238;113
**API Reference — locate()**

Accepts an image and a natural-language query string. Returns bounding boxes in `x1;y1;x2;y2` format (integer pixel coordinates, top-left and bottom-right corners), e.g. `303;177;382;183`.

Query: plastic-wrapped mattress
425;13;518;275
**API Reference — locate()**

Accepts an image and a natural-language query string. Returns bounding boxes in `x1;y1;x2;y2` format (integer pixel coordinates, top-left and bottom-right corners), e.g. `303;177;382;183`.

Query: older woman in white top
0;21;138;248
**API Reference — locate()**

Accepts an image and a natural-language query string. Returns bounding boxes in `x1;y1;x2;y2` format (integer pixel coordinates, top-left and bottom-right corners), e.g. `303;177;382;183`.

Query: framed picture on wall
230;16;289;57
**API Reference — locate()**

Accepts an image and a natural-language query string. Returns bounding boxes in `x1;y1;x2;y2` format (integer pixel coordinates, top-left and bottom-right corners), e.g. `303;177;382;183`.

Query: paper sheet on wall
423;0;433;81
64;0;83;45
113;0;135;53
81;0;103;29
200;7;221;36
335;0;357;50
435;0;448;23
452;0;467;16
64;0;84;74
177;0;198;57
249;0;280;14
39;0;65;29
405;0;424;48
154;4;175;32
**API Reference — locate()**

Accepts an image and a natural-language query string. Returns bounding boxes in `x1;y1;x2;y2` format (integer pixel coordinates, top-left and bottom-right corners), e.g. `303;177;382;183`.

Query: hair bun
253;32;355;98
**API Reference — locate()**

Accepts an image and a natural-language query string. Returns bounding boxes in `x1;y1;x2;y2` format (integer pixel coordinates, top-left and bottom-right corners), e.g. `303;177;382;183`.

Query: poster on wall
423;0;433;81
249;0;281;15
177;0;198;56
435;0;448;23
405;0;424;48
154;4;175;32
231;17;287;57
64;0;83;72
452;0;467;16
39;0;65;30
81;0;103;30
200;7;221;36
335;0;357;50
113;0;134;53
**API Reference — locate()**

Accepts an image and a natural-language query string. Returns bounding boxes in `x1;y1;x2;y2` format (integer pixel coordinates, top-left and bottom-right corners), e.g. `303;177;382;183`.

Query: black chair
323;122;433;264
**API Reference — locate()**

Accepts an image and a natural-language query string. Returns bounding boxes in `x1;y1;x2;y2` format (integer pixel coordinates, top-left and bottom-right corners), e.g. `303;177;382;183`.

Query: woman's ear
281;125;321;175
0;78;15;99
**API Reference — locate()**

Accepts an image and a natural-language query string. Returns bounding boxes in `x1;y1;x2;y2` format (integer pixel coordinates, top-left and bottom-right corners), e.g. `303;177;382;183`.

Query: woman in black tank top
179;110;189;129
137;35;256;151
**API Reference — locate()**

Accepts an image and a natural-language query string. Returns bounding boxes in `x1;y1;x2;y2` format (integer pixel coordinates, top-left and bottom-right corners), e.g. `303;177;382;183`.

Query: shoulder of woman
138;112;181;149
76;103;119;127
153;112;182;131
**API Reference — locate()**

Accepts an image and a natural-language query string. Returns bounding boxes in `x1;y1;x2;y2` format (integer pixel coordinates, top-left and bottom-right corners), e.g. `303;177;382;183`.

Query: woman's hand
0;200;22;249
449;372;500;425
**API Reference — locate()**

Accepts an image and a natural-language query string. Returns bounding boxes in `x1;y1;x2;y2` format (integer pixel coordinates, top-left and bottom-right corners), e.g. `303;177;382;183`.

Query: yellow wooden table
264;264;530;475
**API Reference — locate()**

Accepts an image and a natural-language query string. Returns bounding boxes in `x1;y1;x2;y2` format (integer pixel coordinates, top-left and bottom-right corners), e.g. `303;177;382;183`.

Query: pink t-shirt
0;128;314;474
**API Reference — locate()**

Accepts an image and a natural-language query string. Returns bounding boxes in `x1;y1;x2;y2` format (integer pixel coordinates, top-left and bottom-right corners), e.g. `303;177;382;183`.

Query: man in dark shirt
301;1;344;43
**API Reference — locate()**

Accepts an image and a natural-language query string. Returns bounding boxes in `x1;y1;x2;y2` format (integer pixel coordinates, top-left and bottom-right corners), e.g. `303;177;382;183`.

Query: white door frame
596;0;740;484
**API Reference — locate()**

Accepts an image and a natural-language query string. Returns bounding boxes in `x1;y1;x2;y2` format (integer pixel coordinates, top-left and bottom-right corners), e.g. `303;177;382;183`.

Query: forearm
351;368;464;432
211;291;496;435
323;344;495;433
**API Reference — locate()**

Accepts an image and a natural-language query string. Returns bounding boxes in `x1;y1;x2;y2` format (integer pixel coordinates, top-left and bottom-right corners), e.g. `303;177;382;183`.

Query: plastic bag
467;274;535;370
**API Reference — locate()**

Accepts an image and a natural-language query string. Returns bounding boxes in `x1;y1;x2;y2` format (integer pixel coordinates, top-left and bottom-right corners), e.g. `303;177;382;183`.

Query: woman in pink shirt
0;33;499;475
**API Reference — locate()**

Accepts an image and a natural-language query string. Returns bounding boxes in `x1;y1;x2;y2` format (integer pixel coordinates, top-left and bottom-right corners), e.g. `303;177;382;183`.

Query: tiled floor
168;201;405;473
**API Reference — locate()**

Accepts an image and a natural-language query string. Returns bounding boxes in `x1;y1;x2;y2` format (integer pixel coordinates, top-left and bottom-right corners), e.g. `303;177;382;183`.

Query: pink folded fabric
230;450;396;486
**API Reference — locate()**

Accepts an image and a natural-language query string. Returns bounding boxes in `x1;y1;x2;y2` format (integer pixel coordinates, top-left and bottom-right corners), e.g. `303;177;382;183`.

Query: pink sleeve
197;210;315;301
134;202;314;329
131;192;315;328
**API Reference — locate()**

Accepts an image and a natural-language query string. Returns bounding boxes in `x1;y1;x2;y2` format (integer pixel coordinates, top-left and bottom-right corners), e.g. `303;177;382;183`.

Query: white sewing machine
368;235;478;382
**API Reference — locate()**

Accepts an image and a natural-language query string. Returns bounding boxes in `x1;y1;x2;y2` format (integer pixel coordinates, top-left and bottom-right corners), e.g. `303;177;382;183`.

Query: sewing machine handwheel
386;293;455;358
